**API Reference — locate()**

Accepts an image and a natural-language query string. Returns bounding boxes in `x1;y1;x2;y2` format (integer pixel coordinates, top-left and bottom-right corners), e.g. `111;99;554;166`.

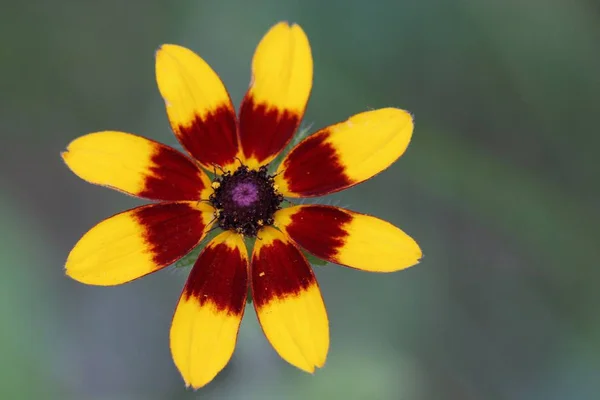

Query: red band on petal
280;132;353;197
284;205;351;260
239;96;299;164
252;238;314;307
135;203;207;267
183;241;247;316
139;145;208;201
176;106;238;168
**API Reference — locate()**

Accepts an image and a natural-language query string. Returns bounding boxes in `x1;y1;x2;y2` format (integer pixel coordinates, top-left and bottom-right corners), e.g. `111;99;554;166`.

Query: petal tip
296;356;327;374
302;364;316;374
61;136;80;157
64;264;74;279
155;43;175;55
290;22;307;34
155;44;191;66
273;20;305;32
64;263;92;286
184;379;206;391
383;106;413;120
265;21;308;43
414;251;424;265
273;20;291;28
64;258;108;287
155;44;171;63
183;377;208;391
392;235;422;271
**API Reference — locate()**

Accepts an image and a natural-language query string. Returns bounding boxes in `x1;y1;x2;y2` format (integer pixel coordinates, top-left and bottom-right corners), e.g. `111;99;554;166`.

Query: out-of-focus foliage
1;0;598;398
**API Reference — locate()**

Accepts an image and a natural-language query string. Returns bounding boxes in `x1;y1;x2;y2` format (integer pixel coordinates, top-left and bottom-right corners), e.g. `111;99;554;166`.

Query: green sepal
302;250;328;266
268;125;313;174
246;287;253;304
174;227;222;269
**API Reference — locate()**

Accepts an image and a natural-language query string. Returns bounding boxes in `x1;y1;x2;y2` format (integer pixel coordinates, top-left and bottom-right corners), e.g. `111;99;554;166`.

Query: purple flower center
209;166;283;237
231;182;259;207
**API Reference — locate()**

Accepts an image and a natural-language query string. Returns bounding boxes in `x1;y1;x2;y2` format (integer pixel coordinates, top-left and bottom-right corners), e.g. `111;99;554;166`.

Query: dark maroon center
209;166;283;237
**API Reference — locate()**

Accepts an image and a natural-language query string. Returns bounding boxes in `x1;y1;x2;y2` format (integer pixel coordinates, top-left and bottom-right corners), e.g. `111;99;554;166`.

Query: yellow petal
155;44;239;171
275;205;422;272
66;202;215;285
275;108;414;197
62;131;212;201
251;226;328;372
171;232;248;389
238;22;312;168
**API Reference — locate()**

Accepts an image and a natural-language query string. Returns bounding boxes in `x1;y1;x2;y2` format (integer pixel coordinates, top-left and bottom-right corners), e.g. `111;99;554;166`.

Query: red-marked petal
238;22;312;168
251;226;328;373
275;108;414;197
156;44;239;171
239;97;300;169
62;131;212;201
66;202;215;286
275;205;422;272
170;232;248;389
274;131;352;197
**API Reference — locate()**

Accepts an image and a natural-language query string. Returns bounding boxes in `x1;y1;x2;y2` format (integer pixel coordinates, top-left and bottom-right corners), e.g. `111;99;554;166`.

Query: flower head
62;22;422;389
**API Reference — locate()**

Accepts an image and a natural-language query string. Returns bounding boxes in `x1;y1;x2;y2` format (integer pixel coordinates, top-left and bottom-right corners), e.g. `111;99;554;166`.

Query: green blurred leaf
0;195;59;398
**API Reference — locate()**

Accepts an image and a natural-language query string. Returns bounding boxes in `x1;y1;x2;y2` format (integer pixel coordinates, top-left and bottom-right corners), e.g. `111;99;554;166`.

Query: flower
62;21;422;389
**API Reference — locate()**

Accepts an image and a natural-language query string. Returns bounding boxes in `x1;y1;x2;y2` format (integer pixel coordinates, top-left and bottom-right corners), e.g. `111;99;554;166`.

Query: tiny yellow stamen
212;181;221;189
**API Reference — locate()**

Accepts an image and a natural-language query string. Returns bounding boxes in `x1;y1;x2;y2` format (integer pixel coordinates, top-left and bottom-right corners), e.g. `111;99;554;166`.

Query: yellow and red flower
62;22;422;389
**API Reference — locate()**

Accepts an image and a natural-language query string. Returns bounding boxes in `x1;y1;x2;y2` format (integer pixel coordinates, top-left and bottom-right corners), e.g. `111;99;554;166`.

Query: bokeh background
2;0;599;399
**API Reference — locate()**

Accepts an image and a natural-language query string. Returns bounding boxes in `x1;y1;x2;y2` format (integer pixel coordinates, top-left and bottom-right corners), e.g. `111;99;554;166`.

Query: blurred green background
2;0;599;399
